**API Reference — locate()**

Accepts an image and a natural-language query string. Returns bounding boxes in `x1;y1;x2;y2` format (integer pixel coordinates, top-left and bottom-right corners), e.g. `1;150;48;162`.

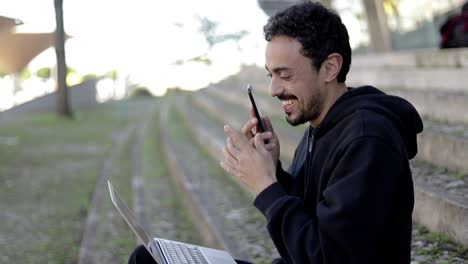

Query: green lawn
0;100;142;263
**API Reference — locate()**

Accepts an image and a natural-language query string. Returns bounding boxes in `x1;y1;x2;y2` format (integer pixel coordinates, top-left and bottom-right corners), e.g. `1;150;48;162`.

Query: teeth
281;99;294;106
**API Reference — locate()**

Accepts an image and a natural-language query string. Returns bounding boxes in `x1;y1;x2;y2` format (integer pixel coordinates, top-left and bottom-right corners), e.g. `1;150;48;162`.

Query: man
221;2;423;264
440;1;468;48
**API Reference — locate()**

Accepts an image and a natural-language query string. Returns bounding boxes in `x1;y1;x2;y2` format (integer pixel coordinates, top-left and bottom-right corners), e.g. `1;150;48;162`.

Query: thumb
254;133;267;152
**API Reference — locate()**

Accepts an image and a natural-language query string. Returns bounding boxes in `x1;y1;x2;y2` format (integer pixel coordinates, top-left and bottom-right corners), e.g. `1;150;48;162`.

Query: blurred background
1;1;468;263
0;0;465;111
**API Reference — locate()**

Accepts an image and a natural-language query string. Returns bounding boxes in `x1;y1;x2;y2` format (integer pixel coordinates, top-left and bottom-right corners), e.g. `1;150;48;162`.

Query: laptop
107;180;238;264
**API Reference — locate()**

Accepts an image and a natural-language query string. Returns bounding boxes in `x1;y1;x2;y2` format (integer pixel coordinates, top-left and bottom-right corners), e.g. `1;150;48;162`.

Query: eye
266;73;272;78
280;75;293;81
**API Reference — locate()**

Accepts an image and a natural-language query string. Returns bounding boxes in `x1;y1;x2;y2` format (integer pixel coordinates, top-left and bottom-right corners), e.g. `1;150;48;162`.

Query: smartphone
247;84;267;133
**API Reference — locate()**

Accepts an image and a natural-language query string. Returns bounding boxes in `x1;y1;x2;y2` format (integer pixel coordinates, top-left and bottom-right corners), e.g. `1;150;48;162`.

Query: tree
174;16;248;66
54;0;72;117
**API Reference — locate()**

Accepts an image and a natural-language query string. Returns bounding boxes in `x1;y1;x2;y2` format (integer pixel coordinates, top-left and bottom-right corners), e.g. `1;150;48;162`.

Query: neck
309;82;347;128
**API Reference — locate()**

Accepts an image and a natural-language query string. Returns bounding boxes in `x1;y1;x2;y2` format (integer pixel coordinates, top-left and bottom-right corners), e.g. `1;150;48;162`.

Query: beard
286;90;324;126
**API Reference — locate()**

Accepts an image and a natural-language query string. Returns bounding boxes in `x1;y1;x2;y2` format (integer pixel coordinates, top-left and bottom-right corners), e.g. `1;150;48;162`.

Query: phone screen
247;84;267;133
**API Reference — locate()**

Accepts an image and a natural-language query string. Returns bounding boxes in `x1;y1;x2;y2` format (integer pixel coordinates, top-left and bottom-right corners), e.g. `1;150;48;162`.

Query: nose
269;77;282;97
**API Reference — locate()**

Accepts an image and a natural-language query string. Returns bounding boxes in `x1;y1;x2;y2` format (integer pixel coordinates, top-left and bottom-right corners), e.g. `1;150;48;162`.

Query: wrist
255;178;277;195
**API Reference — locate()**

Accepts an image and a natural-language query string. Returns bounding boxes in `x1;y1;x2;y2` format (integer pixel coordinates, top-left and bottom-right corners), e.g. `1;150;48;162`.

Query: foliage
103;69;118;80
174;16;248;66
19;68;31;80
188;55;212;65
197;16;248;49
130;87;153;98
36;67;51;80
82;73;99;80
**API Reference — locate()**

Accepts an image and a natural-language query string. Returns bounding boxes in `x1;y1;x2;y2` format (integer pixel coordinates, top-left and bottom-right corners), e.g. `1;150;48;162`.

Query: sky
1;0;270;95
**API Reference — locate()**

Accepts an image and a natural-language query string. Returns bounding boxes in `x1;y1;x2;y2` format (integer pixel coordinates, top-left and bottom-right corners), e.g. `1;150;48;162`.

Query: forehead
265;35;308;70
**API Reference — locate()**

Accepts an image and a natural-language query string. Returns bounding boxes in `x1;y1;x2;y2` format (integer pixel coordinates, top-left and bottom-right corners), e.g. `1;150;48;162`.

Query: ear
324;53;343;83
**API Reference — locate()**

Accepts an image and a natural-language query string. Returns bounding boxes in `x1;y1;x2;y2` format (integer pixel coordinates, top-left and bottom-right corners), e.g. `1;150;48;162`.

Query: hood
317;86;423;159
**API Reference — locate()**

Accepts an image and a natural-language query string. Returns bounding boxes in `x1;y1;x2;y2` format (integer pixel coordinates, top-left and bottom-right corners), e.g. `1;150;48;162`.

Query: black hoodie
254;86;423;264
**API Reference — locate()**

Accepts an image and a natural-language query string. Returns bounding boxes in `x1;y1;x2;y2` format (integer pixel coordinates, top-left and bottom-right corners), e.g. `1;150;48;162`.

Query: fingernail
224;125;229;131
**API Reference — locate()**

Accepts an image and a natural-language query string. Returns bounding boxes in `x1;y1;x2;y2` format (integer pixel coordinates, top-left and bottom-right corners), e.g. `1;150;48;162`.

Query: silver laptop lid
107;180;163;263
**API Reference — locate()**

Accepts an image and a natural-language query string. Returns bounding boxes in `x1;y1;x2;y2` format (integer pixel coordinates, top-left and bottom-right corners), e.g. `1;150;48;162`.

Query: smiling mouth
281;99;295;106
280;98;296;114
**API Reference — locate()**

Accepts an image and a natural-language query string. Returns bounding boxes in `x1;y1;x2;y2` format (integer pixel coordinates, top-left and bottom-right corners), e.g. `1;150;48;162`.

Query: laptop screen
107;180;151;245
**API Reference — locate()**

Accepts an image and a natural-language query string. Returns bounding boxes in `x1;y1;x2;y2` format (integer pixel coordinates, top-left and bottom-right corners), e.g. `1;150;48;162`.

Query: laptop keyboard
159;240;209;264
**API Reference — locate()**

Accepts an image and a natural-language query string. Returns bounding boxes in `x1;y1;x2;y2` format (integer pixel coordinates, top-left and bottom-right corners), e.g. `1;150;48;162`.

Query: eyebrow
265;65;291;74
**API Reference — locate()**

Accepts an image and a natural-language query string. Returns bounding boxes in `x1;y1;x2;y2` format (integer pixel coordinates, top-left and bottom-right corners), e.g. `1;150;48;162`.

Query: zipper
303;126;317;201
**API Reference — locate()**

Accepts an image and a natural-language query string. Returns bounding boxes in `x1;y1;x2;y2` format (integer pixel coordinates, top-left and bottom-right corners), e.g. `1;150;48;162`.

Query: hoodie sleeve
254;136;409;264
275;161;295;193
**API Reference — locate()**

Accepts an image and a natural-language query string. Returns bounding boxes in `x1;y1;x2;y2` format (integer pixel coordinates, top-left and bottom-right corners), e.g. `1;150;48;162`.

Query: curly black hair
264;1;351;83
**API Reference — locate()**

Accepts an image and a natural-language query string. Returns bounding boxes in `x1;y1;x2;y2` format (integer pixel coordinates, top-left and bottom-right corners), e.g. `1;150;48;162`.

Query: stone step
384;88;468;126
159;100;227;251
139;103;204;246
417;122;468;175
160;95;279;262
188;88;468;249
352;48;468;69
411;160;468;249
348;48;468;93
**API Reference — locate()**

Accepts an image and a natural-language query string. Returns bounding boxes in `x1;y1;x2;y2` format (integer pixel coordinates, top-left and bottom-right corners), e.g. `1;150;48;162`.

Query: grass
414;225;468;261
92;127;135;263
142;105;201;245
0;98;162;263
455;171;467;180
0;102;129;263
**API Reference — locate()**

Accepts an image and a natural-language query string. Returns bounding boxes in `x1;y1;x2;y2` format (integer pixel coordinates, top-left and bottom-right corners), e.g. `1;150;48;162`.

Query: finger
226;137;241;158
241;118;257;139
224;125;248;149
264;142;276;151
260;131;273;140
250;137;255;147
250;107;256;119
220;161;237;177
251;132;272;148
250;108;259;134
223;145;238;166
254;133;266;152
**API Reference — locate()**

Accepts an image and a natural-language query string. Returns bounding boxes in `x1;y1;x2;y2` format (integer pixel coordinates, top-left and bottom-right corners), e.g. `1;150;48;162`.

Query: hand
221;125;277;195
241;108;280;163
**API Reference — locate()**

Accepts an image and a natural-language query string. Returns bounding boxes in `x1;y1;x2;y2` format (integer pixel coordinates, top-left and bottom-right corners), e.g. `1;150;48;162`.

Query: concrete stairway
174;90;467;262
184;51;468;249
